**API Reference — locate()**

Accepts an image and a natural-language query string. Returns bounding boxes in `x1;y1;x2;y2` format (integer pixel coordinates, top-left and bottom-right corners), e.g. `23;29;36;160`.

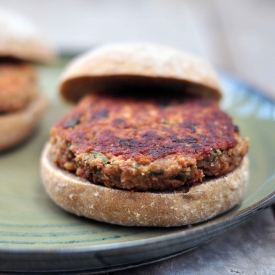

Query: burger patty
0;62;38;113
50;93;249;191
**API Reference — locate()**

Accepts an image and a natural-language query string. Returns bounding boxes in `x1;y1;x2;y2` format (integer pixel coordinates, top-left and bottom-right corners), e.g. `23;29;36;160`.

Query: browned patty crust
50;94;249;191
0;61;38;113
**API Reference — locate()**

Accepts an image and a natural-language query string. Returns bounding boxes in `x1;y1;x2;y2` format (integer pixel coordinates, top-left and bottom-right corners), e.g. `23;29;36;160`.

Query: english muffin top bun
60;43;222;103
0;8;55;151
41;43;249;227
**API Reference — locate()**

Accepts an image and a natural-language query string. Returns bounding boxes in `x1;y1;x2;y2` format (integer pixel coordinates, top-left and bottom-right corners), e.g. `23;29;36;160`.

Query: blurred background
0;0;274;98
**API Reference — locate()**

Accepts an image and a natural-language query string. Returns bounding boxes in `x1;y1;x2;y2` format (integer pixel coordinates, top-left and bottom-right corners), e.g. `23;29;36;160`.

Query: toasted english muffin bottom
0;93;47;151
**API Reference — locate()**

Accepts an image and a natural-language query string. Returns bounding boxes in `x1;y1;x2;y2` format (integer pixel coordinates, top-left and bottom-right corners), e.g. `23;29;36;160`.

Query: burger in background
0;8;55;151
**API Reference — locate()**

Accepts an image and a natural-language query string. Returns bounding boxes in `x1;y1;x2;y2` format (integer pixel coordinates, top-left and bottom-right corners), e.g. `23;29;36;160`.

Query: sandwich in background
0;8;55;151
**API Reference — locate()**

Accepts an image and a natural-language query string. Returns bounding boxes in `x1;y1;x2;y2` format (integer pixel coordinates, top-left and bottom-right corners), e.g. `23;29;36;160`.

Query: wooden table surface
0;1;274;274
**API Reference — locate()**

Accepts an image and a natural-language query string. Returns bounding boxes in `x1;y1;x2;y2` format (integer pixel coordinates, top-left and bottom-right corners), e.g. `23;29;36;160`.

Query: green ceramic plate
0;57;275;274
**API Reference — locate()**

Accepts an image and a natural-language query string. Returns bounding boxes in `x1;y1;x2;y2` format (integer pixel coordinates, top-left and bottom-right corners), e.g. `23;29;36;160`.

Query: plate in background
0;56;275;274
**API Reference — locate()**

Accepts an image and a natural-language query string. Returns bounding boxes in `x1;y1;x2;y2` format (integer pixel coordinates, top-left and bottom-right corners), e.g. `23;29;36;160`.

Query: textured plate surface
0;56;275;274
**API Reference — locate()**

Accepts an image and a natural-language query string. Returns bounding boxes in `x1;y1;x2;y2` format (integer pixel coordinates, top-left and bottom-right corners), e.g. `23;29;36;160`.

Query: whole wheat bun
0;93;47;151
60;43;222;103
41;143;248;227
0;8;55;64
